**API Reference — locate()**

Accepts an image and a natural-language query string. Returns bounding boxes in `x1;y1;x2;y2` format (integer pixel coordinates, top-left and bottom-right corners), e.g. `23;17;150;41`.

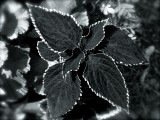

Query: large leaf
97;25;147;65
83;53;129;111
44;63;81;118
37;41;59;61
28;4;82;52
81;20;107;50
63;48;85;75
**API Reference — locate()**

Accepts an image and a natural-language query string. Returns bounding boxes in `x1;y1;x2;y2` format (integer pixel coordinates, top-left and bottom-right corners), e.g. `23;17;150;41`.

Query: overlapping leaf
72;10;89;26
28;4;82;52
26;2;148;118
63;48;85;75
97;25;147;65
2;45;30;78
81;20;107;50
0;74;23;100
83;53;129;111
24;54;48;87
37;41;59;61
44;63;81;118
41;0;89;26
41;0;78;14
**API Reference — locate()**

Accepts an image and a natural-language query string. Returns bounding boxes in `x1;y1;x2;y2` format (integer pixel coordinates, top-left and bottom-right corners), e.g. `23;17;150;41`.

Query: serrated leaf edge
82;19;109;51
48;76;82;118
82;19;109;38
42;64;82;118
98;23;148;66
37;41;60;62
83;53;129;113
120;27;148;65
27;3;83;53
101;48;148;66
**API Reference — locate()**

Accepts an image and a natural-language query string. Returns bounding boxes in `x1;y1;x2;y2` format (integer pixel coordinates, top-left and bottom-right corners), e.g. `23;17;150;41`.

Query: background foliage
0;0;159;120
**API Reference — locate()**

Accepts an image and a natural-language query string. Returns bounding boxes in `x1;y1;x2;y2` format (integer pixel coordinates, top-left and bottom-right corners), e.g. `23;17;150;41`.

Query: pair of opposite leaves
28;4;147;119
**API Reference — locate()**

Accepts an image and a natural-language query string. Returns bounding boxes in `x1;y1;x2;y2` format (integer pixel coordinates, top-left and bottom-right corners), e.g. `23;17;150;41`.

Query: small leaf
44;63;81;118
37;41;59;61
83;53;129;111
81;20;107;50
72;10;89;26
97;25;147;65
63;48;85;75
28;4;82;52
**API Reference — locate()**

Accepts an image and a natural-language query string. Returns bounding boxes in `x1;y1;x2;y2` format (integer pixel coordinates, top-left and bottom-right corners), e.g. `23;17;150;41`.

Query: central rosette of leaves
28;3;147;119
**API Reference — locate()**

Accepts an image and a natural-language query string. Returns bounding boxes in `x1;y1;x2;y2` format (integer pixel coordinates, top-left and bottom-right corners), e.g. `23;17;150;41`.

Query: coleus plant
27;3;147;119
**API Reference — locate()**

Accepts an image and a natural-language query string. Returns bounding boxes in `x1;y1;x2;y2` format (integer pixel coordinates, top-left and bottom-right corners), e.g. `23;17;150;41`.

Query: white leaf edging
42;63;82;118
27;3;83;53
82;19;109;51
83;53;130;114
102;23;147;66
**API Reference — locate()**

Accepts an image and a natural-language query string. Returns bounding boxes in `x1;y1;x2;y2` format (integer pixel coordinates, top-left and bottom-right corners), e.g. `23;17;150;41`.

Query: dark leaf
2;45;30;78
28;29;39;38
44;63;81;118
63;48;85;75
0;74;22;100
81;20;107;50
97;25;147;65
28;4;82;52
83;53;129;111
37;41;59;61
60;49;73;59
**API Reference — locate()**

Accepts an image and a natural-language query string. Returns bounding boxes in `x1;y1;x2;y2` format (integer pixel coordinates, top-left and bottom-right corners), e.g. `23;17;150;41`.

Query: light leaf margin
82;19;109;51
27;3;83;53
42;63;83;118
82;53;130;113
101;21;148;66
